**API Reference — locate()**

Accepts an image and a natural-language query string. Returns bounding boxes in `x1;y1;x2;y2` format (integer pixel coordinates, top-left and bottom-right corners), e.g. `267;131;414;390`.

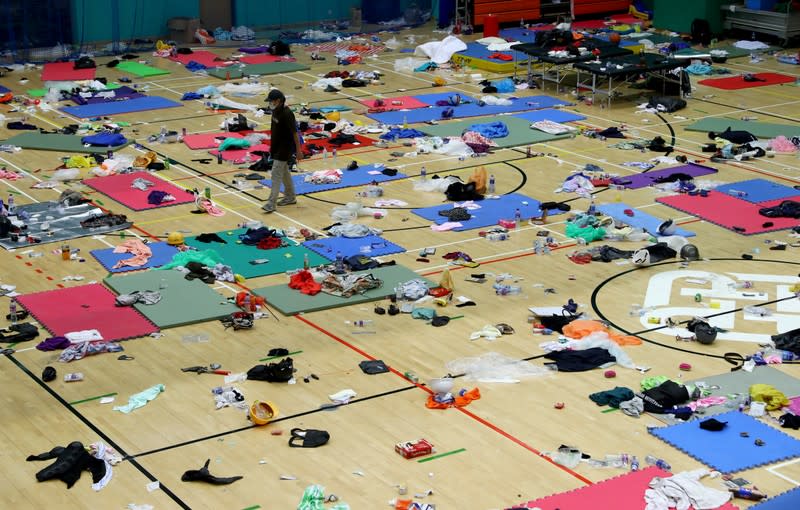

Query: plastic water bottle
159;126;167;143
488;174;495;194
395;286;403;302
605;454;631;468
9;299;18;325
332;148;337;165
303;253;309;270
729;281;754;290
514;208;522;228
243;293;252;311
322;147;328;160
420;166;427;181
6;194;14;215
645;455;671;471
335;251;344;272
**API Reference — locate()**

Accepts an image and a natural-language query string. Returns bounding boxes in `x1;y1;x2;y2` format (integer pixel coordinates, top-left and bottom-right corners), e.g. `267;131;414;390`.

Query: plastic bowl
428;377;454;394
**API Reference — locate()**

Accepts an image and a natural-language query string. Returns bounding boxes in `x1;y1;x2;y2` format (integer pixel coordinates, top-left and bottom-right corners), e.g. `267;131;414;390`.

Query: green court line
417;447;466;463
242;506;261;510
259;350;302;362
69;392;118;406
7;342;19;350
601;407;620;413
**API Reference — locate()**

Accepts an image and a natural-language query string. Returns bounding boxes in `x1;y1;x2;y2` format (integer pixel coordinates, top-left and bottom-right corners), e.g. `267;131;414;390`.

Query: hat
167;231;185;246
249;400;278;425
267;89;285;101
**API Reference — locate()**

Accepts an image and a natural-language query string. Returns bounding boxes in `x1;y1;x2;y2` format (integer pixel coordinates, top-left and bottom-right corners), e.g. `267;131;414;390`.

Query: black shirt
270;105;297;161
718;127;757;144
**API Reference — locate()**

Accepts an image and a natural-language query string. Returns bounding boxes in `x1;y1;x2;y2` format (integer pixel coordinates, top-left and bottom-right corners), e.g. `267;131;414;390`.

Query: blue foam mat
498;27;542;43
751;486;800;510
0;85;10;93
596;203;695;237
367;96;572;124
260;163;407;195
412;92;477;105
649;410;800;474
457;41;529;61
90;242;179;273
511;109;586;123
302;234;406;260
61;96;183;118
714;178;800;204
411;193;563;231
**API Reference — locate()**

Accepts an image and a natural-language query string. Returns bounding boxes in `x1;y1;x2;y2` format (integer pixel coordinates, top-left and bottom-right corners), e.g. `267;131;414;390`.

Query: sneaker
277;197;297;206
261;204;275;213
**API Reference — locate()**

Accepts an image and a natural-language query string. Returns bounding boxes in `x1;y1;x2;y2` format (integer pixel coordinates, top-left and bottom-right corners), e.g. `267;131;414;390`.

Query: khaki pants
265;159;295;208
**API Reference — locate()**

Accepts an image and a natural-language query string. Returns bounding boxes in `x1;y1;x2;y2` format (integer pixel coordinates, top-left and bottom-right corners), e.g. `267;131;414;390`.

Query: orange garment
426;388;481;409
112;239;152;269
288;270;321;295
468;166;488;194
562;319;642;346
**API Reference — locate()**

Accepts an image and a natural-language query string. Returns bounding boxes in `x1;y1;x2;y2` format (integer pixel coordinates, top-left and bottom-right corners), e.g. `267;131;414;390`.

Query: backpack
247;357;295;382
0;323;40;343
268;40;291;56
691;19;712;46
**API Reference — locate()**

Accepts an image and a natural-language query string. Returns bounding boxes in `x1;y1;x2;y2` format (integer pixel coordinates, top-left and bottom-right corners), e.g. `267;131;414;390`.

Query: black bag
691;19;712;46
247;357;295;382
642;380;690;413
0;322;39;343
268;40;291;56
773;328;800;355
288;428;330;447
648;96;687;113
73;56;96;69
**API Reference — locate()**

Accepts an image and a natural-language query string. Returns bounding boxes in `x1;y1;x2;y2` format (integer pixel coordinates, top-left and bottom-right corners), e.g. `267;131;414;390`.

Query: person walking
262;89;303;213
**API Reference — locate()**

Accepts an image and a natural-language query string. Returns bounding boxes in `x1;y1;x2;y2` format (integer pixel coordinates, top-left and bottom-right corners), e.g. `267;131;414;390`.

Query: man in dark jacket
262;89;303;213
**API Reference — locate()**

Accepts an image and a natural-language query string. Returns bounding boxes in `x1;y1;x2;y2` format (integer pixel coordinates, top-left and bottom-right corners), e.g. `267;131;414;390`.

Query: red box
395;439;434;459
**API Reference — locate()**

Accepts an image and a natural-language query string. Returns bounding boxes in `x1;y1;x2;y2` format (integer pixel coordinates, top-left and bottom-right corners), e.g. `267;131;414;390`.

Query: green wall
71;0;198;44
233;0;361;27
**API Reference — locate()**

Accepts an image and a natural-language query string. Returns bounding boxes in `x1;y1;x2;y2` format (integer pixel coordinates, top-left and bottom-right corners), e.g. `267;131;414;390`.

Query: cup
61;244;70;260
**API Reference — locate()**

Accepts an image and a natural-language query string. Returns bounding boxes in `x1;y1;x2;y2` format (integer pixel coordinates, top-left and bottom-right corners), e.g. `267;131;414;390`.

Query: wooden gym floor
0;21;799;510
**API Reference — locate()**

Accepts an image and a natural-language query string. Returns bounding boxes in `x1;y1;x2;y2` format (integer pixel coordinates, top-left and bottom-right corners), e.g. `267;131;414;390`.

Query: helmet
249;400;278;425
325;111;341;122
680;244;700;261
166;232;185;245
657;219;677;236
448;94;462;106
688;318;717;345
433;76;446;87
632;248;651;266
266;89;285;102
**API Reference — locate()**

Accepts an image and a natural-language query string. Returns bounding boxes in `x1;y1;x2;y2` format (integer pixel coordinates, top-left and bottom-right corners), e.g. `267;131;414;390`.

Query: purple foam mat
612;163;718;190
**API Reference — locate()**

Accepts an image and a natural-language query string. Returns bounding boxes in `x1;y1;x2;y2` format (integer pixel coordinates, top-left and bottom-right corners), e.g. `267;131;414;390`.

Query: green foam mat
685;117;800;139
253;264;434;316
207;62;310;80
1;132;131;152
184;229;329;279
104;270;239;329
116;61;171;77
419;116;569;148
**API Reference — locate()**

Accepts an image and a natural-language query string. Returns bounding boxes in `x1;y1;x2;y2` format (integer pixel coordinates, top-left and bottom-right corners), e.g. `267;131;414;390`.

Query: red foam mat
169;50;232;68
41;62;97;81
82;171;197;211
507;467;740;510
16;283;158;341
183;131;243;150
656;191;800;235
239;54;296;64
698;73;796;90
208;132;376;162
359;95;430;111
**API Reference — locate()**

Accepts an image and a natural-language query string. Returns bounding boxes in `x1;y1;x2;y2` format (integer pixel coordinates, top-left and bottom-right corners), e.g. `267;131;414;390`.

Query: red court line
292;313;594;486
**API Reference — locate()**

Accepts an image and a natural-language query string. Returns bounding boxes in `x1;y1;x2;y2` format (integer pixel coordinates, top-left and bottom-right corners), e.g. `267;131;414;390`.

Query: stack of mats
15;283;158;341
451;42;529;72
657;178;800;235
206;62;310;79
611;163;718;189
260;163;407;195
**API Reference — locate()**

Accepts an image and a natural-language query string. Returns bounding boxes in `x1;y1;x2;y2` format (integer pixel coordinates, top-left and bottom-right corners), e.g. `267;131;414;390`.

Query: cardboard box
395;439;433;459
167;17;201;44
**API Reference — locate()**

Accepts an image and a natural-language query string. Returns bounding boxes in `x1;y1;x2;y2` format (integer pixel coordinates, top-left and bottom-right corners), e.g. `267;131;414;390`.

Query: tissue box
395;439;433;459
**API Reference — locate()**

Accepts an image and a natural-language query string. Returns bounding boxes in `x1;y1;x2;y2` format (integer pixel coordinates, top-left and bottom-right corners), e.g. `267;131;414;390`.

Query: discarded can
64;372;84;382
694;293;702;302
647;317;660;324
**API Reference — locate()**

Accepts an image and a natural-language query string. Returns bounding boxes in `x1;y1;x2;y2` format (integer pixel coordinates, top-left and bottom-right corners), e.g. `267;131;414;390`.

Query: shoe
277;198;296;206
261;204;275;213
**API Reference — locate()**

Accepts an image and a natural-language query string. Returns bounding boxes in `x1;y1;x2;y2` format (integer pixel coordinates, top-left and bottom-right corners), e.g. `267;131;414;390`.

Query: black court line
128;384;419;460
591;257;800;360
5;354;191;510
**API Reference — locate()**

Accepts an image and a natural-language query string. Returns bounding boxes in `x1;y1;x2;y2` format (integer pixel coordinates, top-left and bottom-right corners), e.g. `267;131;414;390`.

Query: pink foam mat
82;171;197;211
359;95;430;110
16;283;158;341
239;54;296;64
507;467;740;510
656;191;800;235
183;131;243;150
208;143;271;162
169;51;232;68
41;62;97;81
